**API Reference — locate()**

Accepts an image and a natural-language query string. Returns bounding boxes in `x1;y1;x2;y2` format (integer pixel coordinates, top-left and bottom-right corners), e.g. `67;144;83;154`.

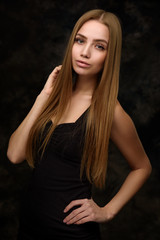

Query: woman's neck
74;75;97;96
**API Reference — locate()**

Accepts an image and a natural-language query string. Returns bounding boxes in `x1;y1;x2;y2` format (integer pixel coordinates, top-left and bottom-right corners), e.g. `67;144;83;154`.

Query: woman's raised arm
7;65;62;164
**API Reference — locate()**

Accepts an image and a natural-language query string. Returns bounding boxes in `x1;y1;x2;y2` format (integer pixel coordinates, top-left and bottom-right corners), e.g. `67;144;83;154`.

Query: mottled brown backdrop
0;0;159;240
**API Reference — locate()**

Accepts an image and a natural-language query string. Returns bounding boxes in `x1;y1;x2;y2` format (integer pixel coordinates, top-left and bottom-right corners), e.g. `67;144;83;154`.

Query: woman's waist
20;188;93;235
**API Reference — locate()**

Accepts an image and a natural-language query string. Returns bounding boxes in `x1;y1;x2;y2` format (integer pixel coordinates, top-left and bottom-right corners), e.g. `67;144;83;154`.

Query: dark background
0;0;159;240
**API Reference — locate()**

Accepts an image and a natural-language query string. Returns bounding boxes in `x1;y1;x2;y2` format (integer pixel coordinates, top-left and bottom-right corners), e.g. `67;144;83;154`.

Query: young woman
7;9;152;240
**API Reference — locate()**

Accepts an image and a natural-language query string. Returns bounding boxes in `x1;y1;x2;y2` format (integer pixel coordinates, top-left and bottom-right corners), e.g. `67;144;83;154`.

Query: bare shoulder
113;100;130;121
111;100;137;140
111;100;151;172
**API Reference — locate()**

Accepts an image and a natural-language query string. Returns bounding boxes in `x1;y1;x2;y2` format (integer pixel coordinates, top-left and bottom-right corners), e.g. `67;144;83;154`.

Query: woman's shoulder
113;100;126;119
112;100;135;135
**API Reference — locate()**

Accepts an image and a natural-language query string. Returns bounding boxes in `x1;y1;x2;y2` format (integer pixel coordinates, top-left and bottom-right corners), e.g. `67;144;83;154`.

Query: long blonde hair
26;9;122;189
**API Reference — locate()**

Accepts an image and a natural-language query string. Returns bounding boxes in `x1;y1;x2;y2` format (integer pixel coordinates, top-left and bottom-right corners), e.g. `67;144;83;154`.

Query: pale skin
7;20;152;225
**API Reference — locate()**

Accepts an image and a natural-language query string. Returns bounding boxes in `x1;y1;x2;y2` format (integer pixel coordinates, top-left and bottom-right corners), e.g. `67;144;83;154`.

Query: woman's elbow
146;162;152;177
143;160;152;179
7;148;25;164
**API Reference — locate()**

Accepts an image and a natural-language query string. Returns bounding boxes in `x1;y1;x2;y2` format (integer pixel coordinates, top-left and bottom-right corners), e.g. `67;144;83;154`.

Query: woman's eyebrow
76;33;108;45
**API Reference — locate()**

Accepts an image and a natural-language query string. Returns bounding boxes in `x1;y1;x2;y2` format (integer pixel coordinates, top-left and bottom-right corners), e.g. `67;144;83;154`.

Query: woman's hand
63;198;114;225
42;65;62;95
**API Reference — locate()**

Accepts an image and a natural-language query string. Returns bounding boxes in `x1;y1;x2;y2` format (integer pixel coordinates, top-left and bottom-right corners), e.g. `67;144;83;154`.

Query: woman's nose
80;44;91;58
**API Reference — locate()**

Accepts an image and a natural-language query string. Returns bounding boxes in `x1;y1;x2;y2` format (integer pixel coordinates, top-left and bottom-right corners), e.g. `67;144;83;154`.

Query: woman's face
72;20;109;77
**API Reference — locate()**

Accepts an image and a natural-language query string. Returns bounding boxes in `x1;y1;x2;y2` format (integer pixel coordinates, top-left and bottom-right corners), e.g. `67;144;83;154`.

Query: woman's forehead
77;20;109;41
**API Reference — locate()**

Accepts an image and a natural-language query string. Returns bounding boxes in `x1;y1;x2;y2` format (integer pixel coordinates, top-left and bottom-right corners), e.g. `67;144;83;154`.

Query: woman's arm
7;66;62;164
63;101;152;225
102;101;152;218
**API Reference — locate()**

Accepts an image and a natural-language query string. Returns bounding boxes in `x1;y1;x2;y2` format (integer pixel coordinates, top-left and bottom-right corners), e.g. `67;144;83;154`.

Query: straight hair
26;9;122;189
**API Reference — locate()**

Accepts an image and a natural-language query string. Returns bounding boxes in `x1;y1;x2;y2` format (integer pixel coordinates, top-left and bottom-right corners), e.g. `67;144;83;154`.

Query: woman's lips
76;60;91;68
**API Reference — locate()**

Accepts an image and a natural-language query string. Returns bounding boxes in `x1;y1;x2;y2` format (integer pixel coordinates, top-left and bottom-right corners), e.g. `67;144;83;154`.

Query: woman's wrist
36;89;50;104
38;89;50;98
102;203;117;221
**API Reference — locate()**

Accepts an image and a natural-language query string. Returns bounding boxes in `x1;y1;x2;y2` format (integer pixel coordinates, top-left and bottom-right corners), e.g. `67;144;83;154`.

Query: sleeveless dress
17;108;101;240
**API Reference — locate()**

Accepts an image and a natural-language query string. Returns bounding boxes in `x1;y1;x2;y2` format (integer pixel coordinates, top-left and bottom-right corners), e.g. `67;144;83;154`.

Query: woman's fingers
74;216;92;225
63;198;107;225
63;204;87;224
64;199;88;213
43;65;62;95
49;65;62;80
46;65;62;85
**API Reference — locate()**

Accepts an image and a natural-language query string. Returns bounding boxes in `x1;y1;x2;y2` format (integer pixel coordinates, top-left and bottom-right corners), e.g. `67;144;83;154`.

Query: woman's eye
75;38;84;44
95;44;105;50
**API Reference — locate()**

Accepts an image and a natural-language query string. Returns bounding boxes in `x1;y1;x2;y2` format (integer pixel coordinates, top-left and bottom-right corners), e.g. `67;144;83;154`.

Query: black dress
17;108;101;240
